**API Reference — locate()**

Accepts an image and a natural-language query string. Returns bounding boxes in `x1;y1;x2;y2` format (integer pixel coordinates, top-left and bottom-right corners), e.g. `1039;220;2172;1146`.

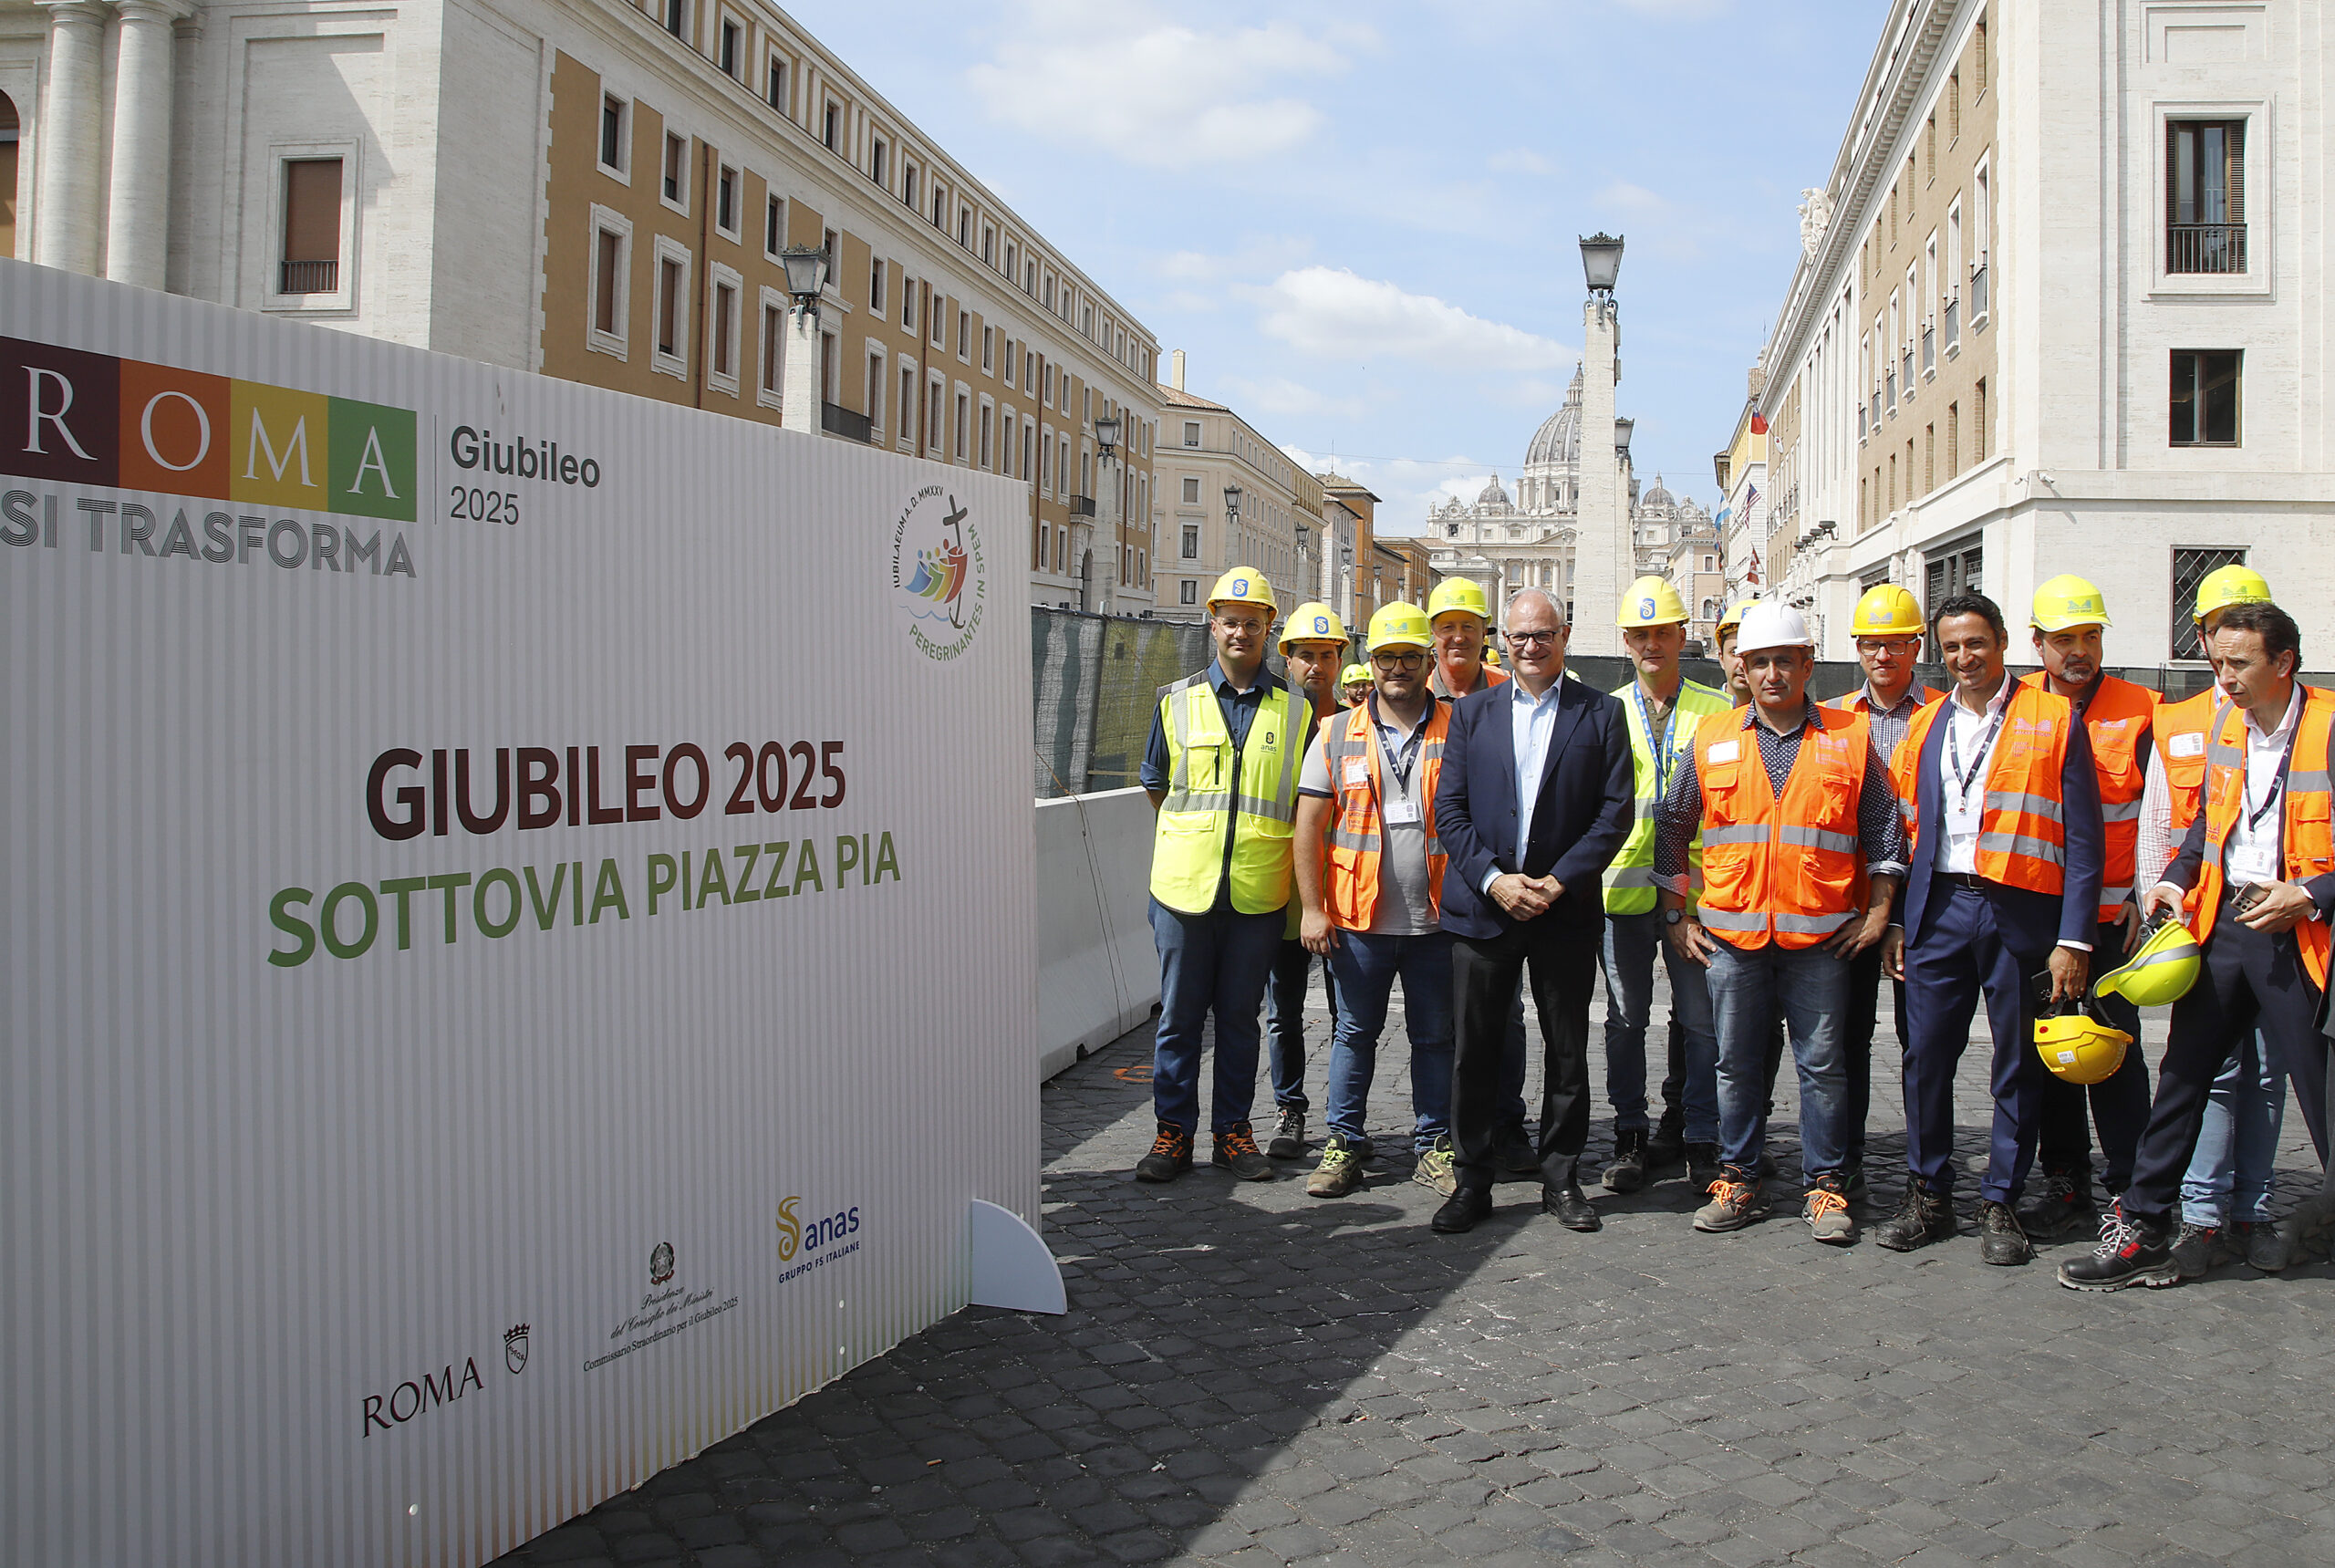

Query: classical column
34;1;109;276
105;0;191;289
1095;450;1118;616
1569;296;1624;655
780;307;821;433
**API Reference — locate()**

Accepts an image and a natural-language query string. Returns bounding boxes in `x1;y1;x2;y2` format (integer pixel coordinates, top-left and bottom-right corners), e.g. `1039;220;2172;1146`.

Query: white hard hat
1734;602;1812;655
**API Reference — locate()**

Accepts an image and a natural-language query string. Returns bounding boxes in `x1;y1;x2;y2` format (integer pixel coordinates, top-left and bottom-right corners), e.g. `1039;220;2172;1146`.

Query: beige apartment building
0;0;1158;611
1157;369;1321;623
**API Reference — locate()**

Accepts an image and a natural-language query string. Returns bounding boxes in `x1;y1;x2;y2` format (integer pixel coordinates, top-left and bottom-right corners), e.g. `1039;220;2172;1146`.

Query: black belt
1940;872;1990;890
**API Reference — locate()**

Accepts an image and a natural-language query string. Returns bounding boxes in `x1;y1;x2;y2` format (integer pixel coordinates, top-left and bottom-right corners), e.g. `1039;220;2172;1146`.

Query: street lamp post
1293;519;1310;610
1094;412;1121;615
778;245;830;435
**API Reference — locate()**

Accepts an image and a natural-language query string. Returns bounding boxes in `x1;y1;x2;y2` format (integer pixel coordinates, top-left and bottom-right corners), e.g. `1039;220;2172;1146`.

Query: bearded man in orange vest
1657;605;1906;1245
2013;578;2160;1242
1292;604;1456;1199
1877;592;2105;1264
2062;602;2335;1290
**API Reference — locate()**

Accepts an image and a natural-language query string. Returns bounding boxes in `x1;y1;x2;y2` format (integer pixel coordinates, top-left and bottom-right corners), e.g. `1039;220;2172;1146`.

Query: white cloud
1488;148;1556;176
1154;235;1316;286
1250;267;1575;371
1219;375;1375;421
1596;180;1670;214
965;5;1367;167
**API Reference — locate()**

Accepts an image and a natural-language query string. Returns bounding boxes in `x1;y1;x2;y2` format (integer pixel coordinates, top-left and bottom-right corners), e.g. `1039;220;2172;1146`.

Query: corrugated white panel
0;259;1040;1567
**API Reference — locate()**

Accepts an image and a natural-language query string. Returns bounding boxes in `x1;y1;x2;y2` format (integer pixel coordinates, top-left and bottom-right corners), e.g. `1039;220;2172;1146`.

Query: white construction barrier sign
0;261;1041;1567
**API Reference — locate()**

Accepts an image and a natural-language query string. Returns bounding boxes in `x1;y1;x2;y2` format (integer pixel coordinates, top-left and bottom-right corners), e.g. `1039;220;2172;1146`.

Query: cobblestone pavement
497;971;2335;1568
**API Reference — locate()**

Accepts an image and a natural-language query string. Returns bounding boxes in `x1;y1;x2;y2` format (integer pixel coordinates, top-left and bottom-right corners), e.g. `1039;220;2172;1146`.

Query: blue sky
794;0;1883;533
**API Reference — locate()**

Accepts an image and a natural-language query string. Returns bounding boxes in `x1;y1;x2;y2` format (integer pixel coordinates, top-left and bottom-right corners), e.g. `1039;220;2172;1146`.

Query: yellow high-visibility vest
1603;678;1732;914
1151;673;1309;915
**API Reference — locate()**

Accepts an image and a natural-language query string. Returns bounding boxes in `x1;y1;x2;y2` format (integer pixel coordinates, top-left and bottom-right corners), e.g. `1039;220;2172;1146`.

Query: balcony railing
1944;297;1960;348
1921;325;1935;376
1968;262;1989;319
820;401;873;443
2167;223;2247;275
1900;348;1914;397
1856;403;1868;440
1885;371;1896;410
280;260;338;295
1067;494;1096;517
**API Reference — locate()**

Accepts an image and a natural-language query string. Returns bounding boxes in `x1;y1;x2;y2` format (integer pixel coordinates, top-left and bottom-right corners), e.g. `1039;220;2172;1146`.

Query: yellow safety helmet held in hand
1850;583;1925;638
1340;663;1373;688
2031;574;2113;633
1366;601;1433;654
2034;996;2133;1085
2192;563;2273;624
2093;912;2204;1007
1279;601;1350;651
1717;597;1759;637
1427;577;1492;625
1617;576;1690;628
1207;567;1278;616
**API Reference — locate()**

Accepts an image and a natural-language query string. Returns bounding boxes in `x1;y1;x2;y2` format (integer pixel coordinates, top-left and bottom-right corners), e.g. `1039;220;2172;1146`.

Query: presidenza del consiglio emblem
892;484;986;661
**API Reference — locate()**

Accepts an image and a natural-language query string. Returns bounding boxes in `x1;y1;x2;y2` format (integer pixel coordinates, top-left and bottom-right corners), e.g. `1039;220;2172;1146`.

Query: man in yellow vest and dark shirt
1426;576;1536;1175
1659;605;1905;1243
1825;585;1944;1196
1292;605;1456;1198
1600;577;1733;1194
1264;604;1352;1161
1136;568;1312;1183
2013;577;2160;1242
2064;602;2335;1289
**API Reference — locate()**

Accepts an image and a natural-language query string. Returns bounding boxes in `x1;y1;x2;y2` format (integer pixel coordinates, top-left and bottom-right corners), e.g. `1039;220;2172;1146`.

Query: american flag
1743;483;1760;513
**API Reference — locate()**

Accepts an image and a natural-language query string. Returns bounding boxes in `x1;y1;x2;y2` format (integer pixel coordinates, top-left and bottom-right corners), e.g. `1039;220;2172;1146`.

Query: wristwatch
1664;907;1686;927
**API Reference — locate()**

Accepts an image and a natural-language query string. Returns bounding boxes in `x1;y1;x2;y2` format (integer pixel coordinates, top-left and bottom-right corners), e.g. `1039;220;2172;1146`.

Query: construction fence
1030;606;2284;800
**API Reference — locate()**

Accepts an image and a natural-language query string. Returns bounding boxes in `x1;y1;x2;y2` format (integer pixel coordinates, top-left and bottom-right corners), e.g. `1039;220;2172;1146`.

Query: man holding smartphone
2061;603;2335;1290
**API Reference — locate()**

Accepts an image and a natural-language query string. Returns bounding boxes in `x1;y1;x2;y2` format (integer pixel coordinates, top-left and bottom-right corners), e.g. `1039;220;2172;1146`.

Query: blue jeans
1602;910;1718;1141
2181;1032;2288;1226
1706;939;1851;1179
1150;898;1282;1135
1266;937;1331;1112
1325;930;1456;1150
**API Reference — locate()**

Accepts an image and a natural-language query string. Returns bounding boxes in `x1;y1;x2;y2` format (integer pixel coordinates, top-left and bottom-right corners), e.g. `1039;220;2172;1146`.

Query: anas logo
1639;597;1656;619
892;485;986;661
649;1241;675;1286
775;1197;802;1262
503;1324;530;1375
776;1195;863;1280
1231;578;1251;597
1313;614;1330;636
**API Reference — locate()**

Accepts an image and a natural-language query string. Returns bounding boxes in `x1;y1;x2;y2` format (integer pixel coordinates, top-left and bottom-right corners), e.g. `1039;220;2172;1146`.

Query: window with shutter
2167;119;2246;274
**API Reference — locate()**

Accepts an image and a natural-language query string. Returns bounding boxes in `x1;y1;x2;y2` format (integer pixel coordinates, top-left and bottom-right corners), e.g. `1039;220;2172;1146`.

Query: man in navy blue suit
1879;592;2104;1263
1429;588;1635;1233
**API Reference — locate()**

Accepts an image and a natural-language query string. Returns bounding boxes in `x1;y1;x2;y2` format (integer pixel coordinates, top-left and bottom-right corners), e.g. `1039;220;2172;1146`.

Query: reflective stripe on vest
1321;701;1449;930
2153;689;2226;836
2189;685;2335;992
1891;683;2077;897
1603;678;1733;914
1150;675;1308;916
1696;708;1872;950
2025;671;2157;921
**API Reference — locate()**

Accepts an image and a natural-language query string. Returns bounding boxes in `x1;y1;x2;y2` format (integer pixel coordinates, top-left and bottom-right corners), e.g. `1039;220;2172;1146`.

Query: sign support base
968;1199;1066;1314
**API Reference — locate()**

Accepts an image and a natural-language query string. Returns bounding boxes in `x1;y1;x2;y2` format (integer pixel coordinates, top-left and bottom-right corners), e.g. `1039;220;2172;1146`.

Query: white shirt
2223;684;2304;887
1936;678;2015;876
1482;675;1566;892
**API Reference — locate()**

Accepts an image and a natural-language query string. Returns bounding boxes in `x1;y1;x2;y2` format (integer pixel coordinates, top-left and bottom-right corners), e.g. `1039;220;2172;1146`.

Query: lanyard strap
1375;713;1424;794
2242;718;2303;835
1634;685;1679;801
1947;700;2008;801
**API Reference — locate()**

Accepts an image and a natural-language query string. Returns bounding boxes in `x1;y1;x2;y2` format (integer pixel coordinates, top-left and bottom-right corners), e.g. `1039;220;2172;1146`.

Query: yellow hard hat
2031;574;2112;633
1279;602;1350;651
1617;576;1690;628
1207;567;1278;616
1366;601;1433;654
2093;913;2203;1008
1717;597;1759;636
2193;564;2272;624
2033;997;2133;1085
1484;648;1502;668
1427;577;1491;625
1340;663;1372;687
1850;583;1925;638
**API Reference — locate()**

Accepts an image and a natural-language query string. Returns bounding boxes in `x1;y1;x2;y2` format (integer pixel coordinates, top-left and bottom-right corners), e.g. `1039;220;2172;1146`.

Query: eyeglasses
1854;638;1919;655
1372;651;1426;670
1507;629;1562;648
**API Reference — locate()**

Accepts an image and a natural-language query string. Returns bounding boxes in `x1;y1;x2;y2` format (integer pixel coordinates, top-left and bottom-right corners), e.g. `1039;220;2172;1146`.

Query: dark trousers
1901;881;2057;1203
1662;1019;1784;1132
1266;937;1334;1112
2124;905;2332;1224
2032;917;2153;1189
1452;918;1599;1189
1843;938;1910;1165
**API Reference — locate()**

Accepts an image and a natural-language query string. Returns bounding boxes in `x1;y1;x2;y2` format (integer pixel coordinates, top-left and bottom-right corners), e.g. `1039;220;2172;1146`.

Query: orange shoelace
1806;1188;1848;1220
1711;1179;1757;1208
1219;1126;1261;1158
1149;1126;1188;1158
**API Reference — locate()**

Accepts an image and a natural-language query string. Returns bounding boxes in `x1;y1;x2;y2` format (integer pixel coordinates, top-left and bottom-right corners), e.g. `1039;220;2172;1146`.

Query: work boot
1684;1141;1724;1197
2235;1220;2294;1272
1841;1158;1869;1201
1305;1134;1364;1198
2170;1220;2221;1279
2016;1165;2097;1241
1496;1121;1541;1176
1267;1106;1308;1160
1135;1122;1193;1183
1645;1113;1686;1171
1602;1128;1649;1194
1978;1199;2033;1266
1873;1184;1959;1251
1211;1122;1274;1181
1804;1176;1857;1245
1412;1133;1458;1197
2057;1204;2179;1291
1694;1168;1770;1232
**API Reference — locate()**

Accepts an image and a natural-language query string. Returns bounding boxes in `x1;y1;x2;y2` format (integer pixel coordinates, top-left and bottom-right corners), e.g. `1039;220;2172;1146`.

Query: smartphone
2232;881;2271;916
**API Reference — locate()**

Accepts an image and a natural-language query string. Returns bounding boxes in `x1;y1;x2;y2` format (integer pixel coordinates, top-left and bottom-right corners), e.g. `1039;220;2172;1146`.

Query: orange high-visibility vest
1321;699;1450;931
1697;708;1873;950
2023;671;2158;922
1893;681;2079;896
2188;685;2335;992
1825;684;1944;718
2154;688;2226;836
